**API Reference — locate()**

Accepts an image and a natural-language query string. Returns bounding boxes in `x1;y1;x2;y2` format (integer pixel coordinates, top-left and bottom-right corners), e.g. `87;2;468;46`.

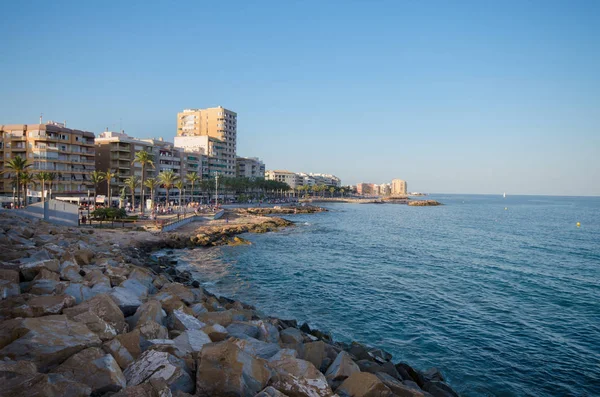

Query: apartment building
265;170;303;189
0;122;95;198
391;179;407;196
356;183;375;196
236;156;265;179
309;173;342;187
174;135;227;178
177;106;237;177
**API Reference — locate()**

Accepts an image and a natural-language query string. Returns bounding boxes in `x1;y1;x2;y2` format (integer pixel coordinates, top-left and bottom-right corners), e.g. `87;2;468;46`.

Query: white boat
503;192;506;198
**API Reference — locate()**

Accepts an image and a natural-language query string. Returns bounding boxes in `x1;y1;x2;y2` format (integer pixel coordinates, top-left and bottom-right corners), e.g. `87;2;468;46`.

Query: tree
47;172;57;200
186;172;199;204
329;187;336;197
340;188;345;198
104;169;117;207
144;178;159;210
124;176;139;211
35;172;49;202
20;172;36;207
158;170;179;207
3;155;31;207
175;180;184;208
133;150;155;215
90;171;106;205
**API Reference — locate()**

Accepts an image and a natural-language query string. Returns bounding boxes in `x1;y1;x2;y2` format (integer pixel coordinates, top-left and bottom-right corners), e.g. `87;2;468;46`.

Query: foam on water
170;195;600;396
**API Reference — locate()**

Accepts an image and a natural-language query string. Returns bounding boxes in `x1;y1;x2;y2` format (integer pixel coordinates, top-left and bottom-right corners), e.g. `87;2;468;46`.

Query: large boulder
138;321;169;342
19;259;59;281
0;294;75;319
60;283;93;304
376;372;429;397
422;381;459;397
0;359;91;397
302;341;329;372
120;279;150;300
110;286;143;316
63;293;128;339
203;323;229;342
0;315;101;372
131;300;166;328
336;372;392;397
173;329;212;355
256;386;289;397
59;261;83;282
252;319;281;343
110;378;172;397
325;351;360;387
124;349;194;393
167;309;206;332
127;268;156;292
51;347;126;394
103;329;142;370
154;282;194;305
232;335;281;359
396;363;426;387
196;340;271;397
280;327;304;345
269;356;332;397
227;321;261;339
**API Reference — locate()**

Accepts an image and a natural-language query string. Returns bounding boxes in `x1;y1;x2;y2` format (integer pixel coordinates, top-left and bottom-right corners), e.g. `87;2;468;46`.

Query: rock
127;268;156;292
29;279;61;295
203;324;229;342
0;280;20;300
280;327;304;346
232;335;281;359
423;368;445;382
336;372;392;397
190;302;208;316
124;349;194;393
423;381;459;397
152;274;171;290
173;329;212;354
0;315;101;372
347;342;372;361
105;266;130;287
132;300;166;328
269;356;332;397
205;296;225;311
84;269;111;288
9;294;76;318
168;309;206;332
154;283;195;305
227;321;261;339
268;348;298;363
252;319;281;343
197;309;235;327
376;372;428;397
103;329;142;370
59;261;83;282
110;286;143;316
60;283;93;304
325;351;360;389
121;279;150;300
63;293;128;339
302;340;328;372
73;248;95;266
111;378;172;397
0;360;92;397
256;386;289;397
0;269;20;283
138;320;169;341
357;360;385;374
396;363;425;387
160;297;193;315
368;348;393;363
196;340;271;397
51;346;126;394
33;268;60;281
20;259;59;281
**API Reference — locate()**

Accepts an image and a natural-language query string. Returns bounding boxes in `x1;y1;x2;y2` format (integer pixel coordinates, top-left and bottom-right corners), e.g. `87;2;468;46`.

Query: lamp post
12;187;16;209
87;189;90;221
215;173;219;209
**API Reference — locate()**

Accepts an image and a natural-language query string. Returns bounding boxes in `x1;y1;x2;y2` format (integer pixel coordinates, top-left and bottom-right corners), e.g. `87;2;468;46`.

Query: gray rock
131;300;166;328
227;321;261;339
232;335;281;359
120;279;150;300
325;350;361;389
173;329;212;354
269;356;332;397
268;348;298;363
124;349;194;393
252;320;280;343
280;327;304;345
110;286;143;316
423;381;459;397
0;279;20;299
255;386;288;397
61;283;93;304
59;261;83;282
190;302;208;316
102;329;141;370
29;279;61;295
202;323;229;342
127;268;156;292
336;372;392;397
376;372;428;397
168;309;206;332
63;293;128;339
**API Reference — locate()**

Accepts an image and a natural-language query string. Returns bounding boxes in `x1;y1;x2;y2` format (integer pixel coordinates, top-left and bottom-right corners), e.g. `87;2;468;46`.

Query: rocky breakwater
0;212;460;397
407;200;443;207
234;206;328;216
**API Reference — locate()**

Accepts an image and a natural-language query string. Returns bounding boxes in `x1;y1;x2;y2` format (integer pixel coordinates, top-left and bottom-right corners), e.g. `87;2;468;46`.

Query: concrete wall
12;199;79;226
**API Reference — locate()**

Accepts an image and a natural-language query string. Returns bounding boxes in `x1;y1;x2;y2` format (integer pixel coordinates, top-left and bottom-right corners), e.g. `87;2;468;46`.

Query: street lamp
215;173;219;209
87;189;91;222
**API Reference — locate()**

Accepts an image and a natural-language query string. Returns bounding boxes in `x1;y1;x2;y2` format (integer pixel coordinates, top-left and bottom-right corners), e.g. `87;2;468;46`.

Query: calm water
171;195;600;396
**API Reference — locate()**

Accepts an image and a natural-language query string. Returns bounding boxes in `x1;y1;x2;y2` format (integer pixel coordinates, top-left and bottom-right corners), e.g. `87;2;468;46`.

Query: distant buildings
265;170;303;189
266;170;341;190
391;179;407;196
236;157;265;179
355;179;407;196
356;183;375;195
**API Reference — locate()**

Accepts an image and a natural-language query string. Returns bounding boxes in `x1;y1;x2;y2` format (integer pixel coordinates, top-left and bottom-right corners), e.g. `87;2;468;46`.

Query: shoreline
0;210;459;396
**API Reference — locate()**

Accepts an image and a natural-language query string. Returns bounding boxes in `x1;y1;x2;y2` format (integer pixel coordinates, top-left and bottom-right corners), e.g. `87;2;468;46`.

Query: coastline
0;210;459;396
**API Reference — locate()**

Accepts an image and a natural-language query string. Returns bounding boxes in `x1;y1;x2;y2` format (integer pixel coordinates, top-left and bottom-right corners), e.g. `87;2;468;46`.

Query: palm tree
3;155;31;207
186;172;199;204
20;172;35;206
329;187;336;197
144;178;159;210
340;188;345;198
158;170;179;207
47;172;57;200
133;150;155;215
124;176;139;211
175;180;184;209
35;172;49;202
90;171;105;205
104;169;117;208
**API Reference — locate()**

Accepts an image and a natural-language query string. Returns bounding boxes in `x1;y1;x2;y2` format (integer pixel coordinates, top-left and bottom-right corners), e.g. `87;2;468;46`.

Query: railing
159;212;200;232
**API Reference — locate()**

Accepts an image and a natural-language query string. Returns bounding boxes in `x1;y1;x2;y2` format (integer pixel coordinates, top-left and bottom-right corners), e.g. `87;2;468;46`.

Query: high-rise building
0;122;95;199
391;179;407;196
356;183;375;195
177;107;237;177
173;135;227;178
265;170;303;189
236;157;265;179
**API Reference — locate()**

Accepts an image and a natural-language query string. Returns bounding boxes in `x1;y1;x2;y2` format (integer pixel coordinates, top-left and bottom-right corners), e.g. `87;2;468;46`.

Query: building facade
236;156;265;179
391;179;407;196
265;170;303;189
173;135;227;178
0;122;95;198
177;106;237;177
356;183;375;196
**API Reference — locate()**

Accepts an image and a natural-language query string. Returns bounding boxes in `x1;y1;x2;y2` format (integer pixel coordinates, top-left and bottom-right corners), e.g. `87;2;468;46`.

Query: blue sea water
171;195;600;396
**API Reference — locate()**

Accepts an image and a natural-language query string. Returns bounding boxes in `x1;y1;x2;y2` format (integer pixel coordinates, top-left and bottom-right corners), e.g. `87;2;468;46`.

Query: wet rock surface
0;211;460;396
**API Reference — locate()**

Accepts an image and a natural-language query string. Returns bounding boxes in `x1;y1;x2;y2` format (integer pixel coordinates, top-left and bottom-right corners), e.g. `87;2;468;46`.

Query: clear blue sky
1;0;599;195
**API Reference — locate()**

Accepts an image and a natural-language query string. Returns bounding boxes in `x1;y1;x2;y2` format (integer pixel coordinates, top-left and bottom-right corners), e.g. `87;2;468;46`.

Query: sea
168;195;600;396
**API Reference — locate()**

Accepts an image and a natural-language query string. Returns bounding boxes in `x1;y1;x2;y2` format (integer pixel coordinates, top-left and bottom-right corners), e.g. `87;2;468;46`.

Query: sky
1;0;599;195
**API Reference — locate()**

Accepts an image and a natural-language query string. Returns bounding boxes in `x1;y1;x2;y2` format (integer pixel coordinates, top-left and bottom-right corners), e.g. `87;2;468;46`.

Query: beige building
0;122;95;199
356;183;375;195
265;170;302;189
391;179;407;196
177;106;237;176
173;135;227;178
236;157;265;179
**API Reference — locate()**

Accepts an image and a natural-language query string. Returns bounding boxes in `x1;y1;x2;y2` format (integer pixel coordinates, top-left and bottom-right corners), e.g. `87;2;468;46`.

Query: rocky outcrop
124;349;194;393
407;200;442;206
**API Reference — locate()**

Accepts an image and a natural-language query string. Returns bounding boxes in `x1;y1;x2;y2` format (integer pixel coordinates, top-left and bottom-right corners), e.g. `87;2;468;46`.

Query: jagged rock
376;372;428;397
168;309;206;331
111;378;172;397
160;297;193;315
357;360;385;374
121;279;150;300
0;315;101;372
63;293;128;339
403;380;425;392
423;368;445;382
423;381;459;397
127;268;156;292
124;349;194;393
59;261;83;282
29;279;62;295
138;320;169;341
33;268;60;281
196;340;271;396
173;329;212;354
268;348;298;363
336;372;392;397
84;269;111;288
19;259;59;281
206;296;225;311
280;327;304;345
227;321;261;339
325;351;360;389
73;248;95;266
0;279;20;300
51;347;126;394
232;335;281;359
368;348;393;363
60;282;93;304
0;359;92;397
110;286;143;316
196;310;235;327
1;294;76;318
103;329;142;370
203;324;229;342
252;319;281;343
302;340;328;372
105;266;130;287
154;283;195;305
269;356;332;397
346;342;372;361
0;269;20;283
152;274;171;290
396;363;425;387
132;300;166;328
190;302;208;316
256;386;289;397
